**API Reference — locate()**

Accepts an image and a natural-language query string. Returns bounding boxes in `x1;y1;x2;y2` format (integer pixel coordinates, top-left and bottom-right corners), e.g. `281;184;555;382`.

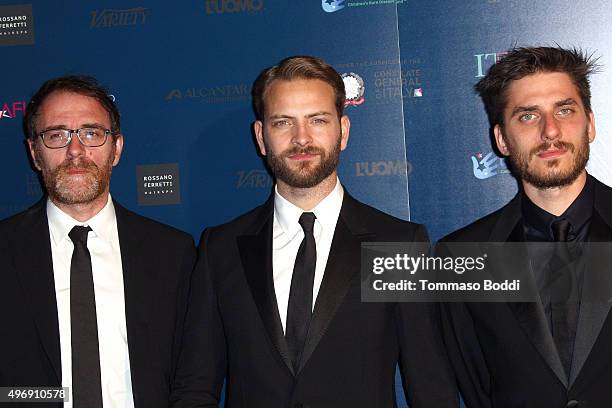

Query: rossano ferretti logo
136;163;181;206
0;4;34;46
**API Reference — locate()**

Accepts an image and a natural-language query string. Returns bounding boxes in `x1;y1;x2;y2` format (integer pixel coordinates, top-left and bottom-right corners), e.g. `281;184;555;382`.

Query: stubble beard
505;132;590;189
265;135;341;189
36;146;115;205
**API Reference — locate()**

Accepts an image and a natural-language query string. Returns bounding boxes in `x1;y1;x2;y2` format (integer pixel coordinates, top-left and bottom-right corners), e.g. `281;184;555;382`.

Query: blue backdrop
3;1;612;406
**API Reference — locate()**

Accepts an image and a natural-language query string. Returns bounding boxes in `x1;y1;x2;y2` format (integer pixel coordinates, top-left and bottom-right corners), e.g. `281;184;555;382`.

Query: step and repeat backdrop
2;1;612;406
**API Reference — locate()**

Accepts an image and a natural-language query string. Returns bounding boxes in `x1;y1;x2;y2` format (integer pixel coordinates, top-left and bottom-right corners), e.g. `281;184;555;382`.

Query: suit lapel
493;195;568;387
114;202;154;402
298;194;374;374
11;200;62;382
570;180;612;386
238;199;294;376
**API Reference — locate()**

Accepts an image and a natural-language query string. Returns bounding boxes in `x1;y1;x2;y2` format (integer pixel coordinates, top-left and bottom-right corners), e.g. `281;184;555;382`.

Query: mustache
55;158;98;172
282;146;325;157
530;141;575;158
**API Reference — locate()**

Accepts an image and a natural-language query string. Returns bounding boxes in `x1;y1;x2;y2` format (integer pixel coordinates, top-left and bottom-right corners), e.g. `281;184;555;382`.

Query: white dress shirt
47;195;134;408
272;178;344;333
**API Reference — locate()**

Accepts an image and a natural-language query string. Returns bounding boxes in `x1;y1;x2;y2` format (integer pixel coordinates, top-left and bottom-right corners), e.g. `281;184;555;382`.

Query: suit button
566;401;579;408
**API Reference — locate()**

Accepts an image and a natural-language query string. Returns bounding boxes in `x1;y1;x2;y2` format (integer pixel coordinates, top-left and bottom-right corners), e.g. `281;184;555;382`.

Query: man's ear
112;134;124;166
340;115;350;151
494;125;510;156
27;138;42;171
254;121;267;156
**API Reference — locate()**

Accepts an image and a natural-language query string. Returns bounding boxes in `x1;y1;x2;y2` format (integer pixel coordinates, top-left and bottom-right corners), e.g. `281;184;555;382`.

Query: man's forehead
37;91;110;122
504;72;583;107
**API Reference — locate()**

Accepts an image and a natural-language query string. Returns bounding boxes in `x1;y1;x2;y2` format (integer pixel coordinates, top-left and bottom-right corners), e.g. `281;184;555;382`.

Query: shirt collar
47;194;118;246
274;177;344;240
521;174;594;240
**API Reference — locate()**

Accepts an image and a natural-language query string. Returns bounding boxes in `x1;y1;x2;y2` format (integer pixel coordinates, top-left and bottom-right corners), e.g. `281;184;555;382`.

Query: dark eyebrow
510;105;538;118
80;123;108;129
40;122;108;132
267;114;296;120
305;111;333;118
555;98;577;107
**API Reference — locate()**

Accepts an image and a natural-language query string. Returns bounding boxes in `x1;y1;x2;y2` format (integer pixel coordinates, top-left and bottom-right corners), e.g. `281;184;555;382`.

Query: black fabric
171;192;459;407
440;175;612;408
286;212;317;373
0;199;196;408
68;225;103;408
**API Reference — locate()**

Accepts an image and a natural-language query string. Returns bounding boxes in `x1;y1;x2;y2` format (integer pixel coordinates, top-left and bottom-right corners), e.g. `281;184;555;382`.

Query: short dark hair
252;55;346;121
475;46;599;128
24;75;120;140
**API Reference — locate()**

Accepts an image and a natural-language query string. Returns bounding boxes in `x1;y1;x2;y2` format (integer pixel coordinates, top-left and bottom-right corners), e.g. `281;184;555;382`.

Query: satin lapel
11;201;62;382
494;196;568;387
570;210;612;386
114;203;154;402
297;196;374;374
238;210;294;376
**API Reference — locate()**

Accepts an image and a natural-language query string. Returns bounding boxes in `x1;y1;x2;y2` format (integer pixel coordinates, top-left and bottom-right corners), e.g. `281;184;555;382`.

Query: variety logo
322;0;345;12
236;169;273;189
471;151;510;179
165;84;251;103
136;163;181;205
0;4;34;46
342;73;365;107
355;160;411;177
205;0;264;14
474;52;507;78
0;101;26;120
90;8;148;28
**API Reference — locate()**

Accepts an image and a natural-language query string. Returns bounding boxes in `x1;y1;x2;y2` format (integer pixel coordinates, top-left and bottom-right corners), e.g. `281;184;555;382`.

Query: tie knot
298;212;316;234
551;218;571;242
69;225;92;244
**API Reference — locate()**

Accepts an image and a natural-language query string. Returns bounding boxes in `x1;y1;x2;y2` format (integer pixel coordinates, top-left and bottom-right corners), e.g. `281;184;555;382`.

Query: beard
36;148;115;205
505;133;590;189
265;136;341;189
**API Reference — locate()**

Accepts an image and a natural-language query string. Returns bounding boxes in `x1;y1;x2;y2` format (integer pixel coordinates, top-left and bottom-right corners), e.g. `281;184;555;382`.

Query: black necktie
550;218;575;378
285;212;317;373
69;226;103;407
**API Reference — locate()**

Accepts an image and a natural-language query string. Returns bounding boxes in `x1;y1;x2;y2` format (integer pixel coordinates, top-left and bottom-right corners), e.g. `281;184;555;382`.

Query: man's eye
558;108;574;116
312;118;327;125
519;113;537;122
46;131;64;140
272;120;290;128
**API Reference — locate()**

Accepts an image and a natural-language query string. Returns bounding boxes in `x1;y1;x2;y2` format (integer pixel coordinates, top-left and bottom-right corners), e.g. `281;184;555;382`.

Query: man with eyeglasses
0;75;196;407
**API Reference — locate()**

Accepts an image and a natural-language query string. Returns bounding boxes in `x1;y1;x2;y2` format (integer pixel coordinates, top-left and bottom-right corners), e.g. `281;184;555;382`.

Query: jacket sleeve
439;301;492;408
170;228;227;407
397;224;460;407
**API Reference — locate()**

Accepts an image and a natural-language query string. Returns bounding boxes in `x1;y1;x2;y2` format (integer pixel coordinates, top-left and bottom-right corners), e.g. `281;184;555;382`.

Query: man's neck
276;173;338;211
522;171;587;216
50;191;110;222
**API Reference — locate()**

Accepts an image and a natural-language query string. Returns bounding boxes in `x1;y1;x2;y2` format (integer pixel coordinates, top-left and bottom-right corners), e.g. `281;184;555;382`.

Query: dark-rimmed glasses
39;127;115;149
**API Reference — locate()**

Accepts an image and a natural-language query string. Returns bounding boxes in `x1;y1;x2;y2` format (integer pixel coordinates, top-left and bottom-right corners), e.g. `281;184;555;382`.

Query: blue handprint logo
322;0;345;13
472;152;500;180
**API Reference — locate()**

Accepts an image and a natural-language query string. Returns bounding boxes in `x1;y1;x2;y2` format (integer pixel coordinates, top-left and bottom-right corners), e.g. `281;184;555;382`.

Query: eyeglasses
38;127;115;149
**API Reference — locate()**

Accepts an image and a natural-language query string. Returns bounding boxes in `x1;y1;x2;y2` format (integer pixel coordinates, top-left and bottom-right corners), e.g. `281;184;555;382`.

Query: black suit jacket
171;192;458;408
440;176;612;408
0;199;196;408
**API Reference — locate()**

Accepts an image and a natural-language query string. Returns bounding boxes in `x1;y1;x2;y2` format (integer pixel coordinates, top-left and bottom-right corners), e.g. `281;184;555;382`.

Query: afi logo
474;52;507;78
0;101;26;120
322;0;345;13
